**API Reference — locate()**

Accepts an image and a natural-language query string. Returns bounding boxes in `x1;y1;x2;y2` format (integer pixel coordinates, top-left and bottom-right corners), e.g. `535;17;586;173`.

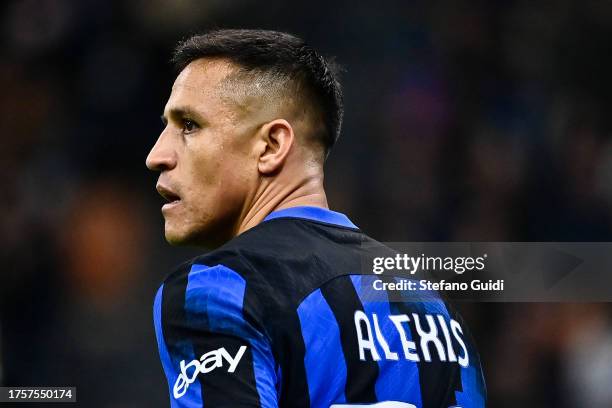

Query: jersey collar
263;206;358;229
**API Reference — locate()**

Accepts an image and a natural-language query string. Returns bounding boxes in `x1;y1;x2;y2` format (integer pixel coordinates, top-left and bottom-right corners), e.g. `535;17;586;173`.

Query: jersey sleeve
154;263;278;408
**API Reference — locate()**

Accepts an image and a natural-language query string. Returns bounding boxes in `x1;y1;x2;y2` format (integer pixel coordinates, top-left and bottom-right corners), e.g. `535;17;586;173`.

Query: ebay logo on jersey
173;346;247;399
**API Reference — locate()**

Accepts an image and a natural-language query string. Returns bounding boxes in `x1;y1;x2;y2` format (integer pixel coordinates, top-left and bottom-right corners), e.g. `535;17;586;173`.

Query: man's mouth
156;184;181;211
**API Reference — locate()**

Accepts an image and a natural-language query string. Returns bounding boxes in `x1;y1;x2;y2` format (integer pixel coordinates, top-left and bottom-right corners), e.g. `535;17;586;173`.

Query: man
146;29;486;407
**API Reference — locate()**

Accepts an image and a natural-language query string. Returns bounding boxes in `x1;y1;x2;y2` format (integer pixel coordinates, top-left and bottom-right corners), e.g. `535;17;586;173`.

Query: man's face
146;59;259;247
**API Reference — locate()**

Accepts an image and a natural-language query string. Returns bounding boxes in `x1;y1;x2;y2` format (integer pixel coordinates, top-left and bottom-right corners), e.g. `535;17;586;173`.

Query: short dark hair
172;29;343;156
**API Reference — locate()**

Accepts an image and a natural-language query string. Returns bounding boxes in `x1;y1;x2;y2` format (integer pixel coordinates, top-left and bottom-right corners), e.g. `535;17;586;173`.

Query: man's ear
257;119;294;175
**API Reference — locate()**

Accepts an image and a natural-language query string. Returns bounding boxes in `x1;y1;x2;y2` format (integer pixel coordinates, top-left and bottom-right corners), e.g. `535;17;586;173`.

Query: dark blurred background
1;0;612;407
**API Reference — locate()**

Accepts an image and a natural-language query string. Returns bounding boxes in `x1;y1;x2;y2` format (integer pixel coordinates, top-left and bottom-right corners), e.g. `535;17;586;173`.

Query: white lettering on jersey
173;346;247;399
355;310;381;361
412;313;446;363
438;314;457;363
450;319;469;367
353;312;470;367
388;314;419;362
372;313;399;360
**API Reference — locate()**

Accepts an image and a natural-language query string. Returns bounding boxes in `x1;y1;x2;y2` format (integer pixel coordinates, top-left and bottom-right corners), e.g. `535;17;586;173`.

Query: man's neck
236;174;328;236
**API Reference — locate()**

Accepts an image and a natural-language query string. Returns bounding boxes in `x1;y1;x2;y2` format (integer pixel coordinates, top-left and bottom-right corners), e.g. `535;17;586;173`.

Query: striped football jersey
153;206;486;407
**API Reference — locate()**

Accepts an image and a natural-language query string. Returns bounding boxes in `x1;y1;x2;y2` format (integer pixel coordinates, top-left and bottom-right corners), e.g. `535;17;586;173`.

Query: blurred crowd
1;0;611;406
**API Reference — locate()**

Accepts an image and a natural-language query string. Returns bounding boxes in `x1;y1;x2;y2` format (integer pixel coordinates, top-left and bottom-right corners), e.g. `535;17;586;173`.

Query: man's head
146;29;343;248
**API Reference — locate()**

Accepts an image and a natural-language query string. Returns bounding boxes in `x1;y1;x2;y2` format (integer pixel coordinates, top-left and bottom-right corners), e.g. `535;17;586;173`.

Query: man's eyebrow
162;107;205;122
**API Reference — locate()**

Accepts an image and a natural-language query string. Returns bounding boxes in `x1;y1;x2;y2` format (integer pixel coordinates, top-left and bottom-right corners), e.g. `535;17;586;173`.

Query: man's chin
163;224;195;246
164;232;189;246
164;225;228;249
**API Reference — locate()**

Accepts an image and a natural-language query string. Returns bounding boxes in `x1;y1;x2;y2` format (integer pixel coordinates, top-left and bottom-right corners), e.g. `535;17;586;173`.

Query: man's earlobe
258;119;294;175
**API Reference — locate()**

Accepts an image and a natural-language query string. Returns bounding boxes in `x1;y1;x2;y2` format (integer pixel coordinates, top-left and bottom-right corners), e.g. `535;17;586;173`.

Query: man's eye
182;119;198;133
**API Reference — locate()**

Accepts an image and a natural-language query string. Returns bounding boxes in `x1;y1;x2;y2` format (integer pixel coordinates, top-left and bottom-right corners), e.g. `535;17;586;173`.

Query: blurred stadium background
1;0;612;406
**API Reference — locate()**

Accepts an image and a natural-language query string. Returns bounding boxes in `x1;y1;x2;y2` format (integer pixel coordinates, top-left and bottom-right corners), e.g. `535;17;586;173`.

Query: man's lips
156;184;181;211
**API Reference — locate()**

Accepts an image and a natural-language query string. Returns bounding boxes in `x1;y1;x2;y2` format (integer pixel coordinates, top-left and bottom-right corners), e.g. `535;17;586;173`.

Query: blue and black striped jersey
153;206;486;407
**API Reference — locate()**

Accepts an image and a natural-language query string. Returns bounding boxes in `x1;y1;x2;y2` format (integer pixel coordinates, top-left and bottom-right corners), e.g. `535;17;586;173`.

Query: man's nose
146;132;177;172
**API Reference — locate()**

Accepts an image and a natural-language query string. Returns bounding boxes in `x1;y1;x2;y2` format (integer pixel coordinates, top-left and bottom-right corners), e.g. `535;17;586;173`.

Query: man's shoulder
193;216;365;274
161;219;290;281
161;217;371;310
158;219;336;335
